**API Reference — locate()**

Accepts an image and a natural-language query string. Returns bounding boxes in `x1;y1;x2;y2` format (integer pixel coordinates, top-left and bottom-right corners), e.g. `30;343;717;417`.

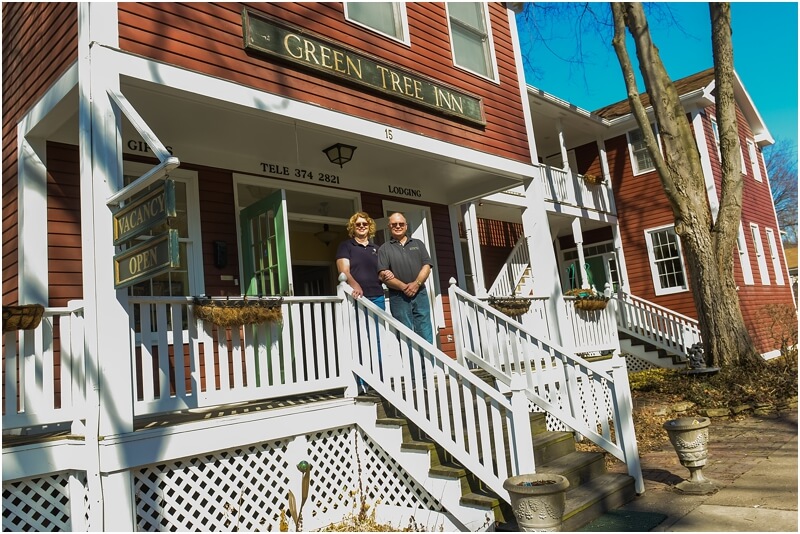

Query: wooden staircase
618;331;689;370
356;370;636;531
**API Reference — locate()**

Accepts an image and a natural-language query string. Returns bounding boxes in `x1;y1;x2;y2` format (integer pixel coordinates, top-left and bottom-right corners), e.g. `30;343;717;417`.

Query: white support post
609;359;644;494
510;374;535;475
17;136;49;307
572;218;589;289
462;202;486;297
337;274;359;398
448;204;468;290
521;177;570;347
78;3;135;530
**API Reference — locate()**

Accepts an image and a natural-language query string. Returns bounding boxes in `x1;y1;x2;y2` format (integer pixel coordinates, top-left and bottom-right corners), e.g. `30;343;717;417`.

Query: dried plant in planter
564;288;609;311
3;304;45;332
192;296;283;327
488;296;531;318
582;173;604;186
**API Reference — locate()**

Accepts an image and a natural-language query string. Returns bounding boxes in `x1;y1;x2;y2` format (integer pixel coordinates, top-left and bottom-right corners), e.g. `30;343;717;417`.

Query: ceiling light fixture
322;143;357;168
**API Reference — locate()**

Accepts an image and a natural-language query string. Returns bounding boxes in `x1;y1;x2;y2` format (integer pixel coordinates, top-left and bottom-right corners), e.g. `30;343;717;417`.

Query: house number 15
384;128;393;140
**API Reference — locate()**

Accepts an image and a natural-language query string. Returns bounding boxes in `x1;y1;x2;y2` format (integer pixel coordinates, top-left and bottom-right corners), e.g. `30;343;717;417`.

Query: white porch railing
487;236;531;297
340;282;534;501
539;164;615;214
613;293;701;362
2;301;86;433
449;281;644;494
129;296;350;416
564;297;620;355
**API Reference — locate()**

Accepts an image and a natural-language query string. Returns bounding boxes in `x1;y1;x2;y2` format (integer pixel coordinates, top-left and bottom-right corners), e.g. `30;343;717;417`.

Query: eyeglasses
389;223;406;228
354;222;369;227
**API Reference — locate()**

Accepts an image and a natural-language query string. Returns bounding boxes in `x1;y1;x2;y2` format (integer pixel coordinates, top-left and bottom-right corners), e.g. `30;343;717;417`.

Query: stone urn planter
663;416;718;494
503;473;570;531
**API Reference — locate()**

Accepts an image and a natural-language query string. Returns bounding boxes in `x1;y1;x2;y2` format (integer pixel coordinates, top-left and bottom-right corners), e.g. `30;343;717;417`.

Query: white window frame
644;225;689;296
765;228;785;285
747;139;763;182
737;223;755;285
750;223;771;285
445;2;499;82
739;142;746;175
626;124;659;175
343;2;410;45
123;161;205;296
710;116;721;160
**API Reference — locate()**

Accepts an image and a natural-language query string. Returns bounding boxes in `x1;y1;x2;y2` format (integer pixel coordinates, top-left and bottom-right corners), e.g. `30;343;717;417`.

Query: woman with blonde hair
336;211;384;307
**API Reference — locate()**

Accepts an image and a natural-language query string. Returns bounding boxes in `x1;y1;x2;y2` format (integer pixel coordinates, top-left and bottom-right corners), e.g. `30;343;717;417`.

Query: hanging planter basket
582;173;604;186
565;289;609;311
3;304;45;333
192;297;283;327
488;297;531;318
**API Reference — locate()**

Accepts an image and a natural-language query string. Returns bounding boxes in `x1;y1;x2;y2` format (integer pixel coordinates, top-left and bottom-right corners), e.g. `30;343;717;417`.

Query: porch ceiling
44;79;525;206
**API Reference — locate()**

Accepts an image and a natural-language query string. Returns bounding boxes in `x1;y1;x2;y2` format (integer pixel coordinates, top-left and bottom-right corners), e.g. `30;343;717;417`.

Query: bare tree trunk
610;2;762;368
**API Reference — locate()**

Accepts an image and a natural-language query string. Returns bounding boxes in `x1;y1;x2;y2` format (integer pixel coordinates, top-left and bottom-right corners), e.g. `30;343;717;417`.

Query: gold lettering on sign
128;248;159;276
377;65;424;101
434;86;464;115
115;196;166;238
283;33;362;79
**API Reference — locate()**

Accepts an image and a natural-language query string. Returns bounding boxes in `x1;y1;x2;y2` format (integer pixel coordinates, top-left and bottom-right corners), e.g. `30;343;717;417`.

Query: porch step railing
340;281;535;502
564;296;619;355
539;164;615;214
449;280;644;494
487;236;531;297
2;301;86;433
613;293;701;363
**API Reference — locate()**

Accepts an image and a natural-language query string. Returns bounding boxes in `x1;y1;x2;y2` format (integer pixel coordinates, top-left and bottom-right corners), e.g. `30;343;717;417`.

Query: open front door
240;189;293;296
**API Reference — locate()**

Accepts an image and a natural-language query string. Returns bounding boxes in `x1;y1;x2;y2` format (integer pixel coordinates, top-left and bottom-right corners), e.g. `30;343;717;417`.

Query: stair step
537;450;607;489
533;431;576;465
459;491;500;509
561;473;636;531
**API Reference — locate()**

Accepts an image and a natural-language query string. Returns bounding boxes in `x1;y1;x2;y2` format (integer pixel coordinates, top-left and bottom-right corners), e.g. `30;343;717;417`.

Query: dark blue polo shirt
377;237;433;284
336;238;384;297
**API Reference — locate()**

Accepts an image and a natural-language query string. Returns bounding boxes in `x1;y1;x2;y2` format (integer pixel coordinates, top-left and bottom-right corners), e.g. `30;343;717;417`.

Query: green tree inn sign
242;9;486;127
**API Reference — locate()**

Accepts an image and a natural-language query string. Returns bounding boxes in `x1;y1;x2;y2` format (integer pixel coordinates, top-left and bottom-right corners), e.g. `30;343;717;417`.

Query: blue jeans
388;286;433;344
356;295;385;392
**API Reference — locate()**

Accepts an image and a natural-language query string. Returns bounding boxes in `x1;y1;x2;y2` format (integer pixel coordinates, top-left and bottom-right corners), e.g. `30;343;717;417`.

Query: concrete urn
503;473;570;531
663;416;718;494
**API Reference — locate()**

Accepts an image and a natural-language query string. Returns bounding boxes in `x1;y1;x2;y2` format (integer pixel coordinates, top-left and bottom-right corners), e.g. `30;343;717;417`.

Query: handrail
449;280;644;494
487;236;531;297
613;293;701;361
339;281;534;501
2;301;86;433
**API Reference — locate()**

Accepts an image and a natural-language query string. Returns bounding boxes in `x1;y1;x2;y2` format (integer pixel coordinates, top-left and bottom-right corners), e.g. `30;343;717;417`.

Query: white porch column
448;204;468;290
78;2;135;530
611;225;631;297
17;137;49;306
572;218;589;289
556;118;568;170
462;202;487;297
521;177;569;346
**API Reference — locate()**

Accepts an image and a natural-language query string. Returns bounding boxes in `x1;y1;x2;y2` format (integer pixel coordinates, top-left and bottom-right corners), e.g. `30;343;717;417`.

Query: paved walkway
610;407;798;532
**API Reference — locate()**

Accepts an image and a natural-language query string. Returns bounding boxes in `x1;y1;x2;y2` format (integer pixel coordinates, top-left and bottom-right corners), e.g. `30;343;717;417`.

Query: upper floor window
446;2;497;80
645;225;688;295
710;116;745;173
747;139;763;182
737;223;755;285
344;2;409;44
750;223;771;285
627;126;657;175
765;228;785;285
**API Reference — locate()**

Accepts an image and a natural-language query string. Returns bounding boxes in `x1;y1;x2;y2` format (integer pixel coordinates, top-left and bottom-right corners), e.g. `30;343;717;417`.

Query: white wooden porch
2;278;642;531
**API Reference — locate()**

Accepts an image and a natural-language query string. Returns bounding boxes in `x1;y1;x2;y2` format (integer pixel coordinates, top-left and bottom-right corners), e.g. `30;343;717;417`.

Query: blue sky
516;2;799;152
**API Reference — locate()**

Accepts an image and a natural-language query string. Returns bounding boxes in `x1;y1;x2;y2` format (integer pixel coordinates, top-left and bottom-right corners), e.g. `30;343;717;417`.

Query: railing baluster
155;303;170;401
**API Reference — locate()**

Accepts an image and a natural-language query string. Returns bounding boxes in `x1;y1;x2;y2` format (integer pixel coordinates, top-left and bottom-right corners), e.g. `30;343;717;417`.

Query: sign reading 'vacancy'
242;9;486;126
112;180;176;246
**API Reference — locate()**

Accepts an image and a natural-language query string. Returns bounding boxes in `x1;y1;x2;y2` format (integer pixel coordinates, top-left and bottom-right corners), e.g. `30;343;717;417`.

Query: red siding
47;143;83;306
2;3;78;306
117;2;530;163
609;105;795;354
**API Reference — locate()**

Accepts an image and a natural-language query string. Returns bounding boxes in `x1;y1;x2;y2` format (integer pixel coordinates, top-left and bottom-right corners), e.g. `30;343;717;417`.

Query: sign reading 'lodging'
114;230;180;289
242;9;486;126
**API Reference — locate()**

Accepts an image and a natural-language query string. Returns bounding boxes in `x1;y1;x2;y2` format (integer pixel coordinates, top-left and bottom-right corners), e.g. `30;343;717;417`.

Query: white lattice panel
134;440;291;532
623;354;658;372
132;425;447;533
3;473;76;531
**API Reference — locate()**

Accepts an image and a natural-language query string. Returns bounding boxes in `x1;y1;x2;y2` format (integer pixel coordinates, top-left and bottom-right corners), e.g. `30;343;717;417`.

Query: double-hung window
344;2;409;44
627;126;657;175
750;223;771;285
737;223;755;285
747;139;763;182
447;2;497;80
645;225;688;295
765;228;785;285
